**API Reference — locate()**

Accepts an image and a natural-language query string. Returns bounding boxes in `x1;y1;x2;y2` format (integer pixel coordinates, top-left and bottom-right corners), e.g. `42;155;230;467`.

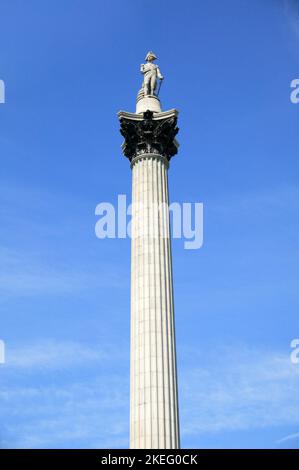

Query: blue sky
0;0;299;449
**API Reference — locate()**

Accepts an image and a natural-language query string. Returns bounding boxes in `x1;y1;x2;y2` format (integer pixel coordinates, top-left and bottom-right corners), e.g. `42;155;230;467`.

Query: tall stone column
118;62;180;449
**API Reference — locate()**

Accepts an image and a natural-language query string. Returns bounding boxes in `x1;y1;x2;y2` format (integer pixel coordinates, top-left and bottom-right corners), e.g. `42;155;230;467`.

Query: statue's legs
150;75;156;95
143;76;150;96
143;73;156;96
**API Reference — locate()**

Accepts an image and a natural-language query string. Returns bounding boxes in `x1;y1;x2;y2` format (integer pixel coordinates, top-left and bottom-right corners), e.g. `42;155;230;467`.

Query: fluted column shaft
130;153;180;449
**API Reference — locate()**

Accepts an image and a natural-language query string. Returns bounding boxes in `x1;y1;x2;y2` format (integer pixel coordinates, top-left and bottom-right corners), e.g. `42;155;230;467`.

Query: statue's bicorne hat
145;51;157;61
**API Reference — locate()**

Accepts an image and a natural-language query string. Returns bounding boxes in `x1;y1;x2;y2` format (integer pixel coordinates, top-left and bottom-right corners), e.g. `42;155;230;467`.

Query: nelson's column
118;52;180;449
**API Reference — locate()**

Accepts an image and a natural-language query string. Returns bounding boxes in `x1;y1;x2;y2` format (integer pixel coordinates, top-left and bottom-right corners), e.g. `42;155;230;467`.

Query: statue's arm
157;67;164;80
140;63;145;74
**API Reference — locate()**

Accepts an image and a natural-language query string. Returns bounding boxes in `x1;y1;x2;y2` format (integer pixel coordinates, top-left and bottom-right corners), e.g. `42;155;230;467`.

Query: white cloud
0;340;129;448
0;376;129;449
5;339;125;369
0;247;127;296
2;342;299;448
179;345;299;437
277;432;299;444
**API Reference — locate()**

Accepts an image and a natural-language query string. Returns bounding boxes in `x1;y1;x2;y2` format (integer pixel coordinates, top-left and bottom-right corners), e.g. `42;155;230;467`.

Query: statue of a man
140;51;164;96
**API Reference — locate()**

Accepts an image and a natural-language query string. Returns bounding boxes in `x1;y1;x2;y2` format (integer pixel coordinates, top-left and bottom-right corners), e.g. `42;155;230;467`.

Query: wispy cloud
0;377;129;449
5;339;125;369
211;184;299;217
179;345;299;439
0;179;129;298
277;432;299;444
0;339;129;448
0;247;127;297
284;0;299;44
2;341;299;448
